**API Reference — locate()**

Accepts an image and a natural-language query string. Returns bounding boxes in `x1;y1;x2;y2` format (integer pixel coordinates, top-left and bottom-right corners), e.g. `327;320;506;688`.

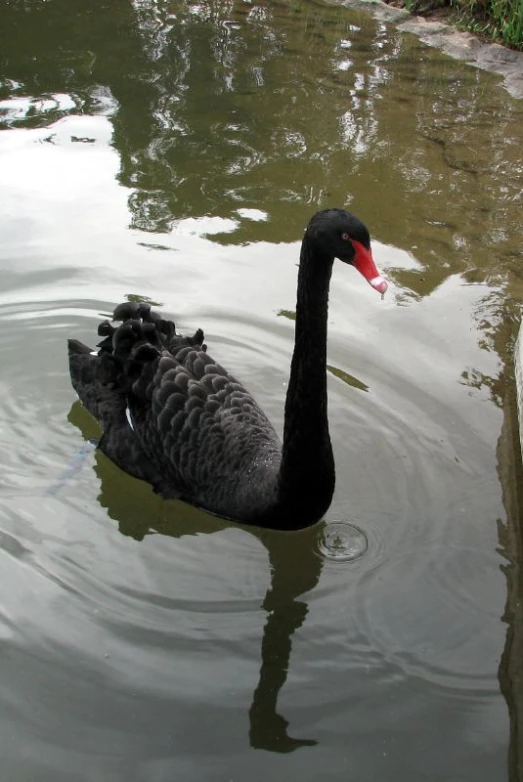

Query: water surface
1;0;522;779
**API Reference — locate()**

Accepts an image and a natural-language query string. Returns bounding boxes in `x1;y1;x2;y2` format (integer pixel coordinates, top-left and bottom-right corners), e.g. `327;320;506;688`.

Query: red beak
351;240;388;295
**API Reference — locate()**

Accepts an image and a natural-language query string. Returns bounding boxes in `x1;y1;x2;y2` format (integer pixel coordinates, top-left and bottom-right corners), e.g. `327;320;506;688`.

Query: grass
386;0;523;49
486;0;523;47
454;0;523;49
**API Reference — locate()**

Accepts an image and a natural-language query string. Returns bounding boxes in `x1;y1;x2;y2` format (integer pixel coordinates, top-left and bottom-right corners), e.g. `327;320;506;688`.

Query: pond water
1;0;522;780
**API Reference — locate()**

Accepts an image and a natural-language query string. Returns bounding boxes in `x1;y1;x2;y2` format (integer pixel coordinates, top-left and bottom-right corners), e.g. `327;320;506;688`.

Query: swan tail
67;331;176;497
68;338;92;356
67;338;123;425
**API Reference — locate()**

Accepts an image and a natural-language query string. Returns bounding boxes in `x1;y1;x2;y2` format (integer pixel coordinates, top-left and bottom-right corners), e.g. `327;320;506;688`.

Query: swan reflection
68;400;324;753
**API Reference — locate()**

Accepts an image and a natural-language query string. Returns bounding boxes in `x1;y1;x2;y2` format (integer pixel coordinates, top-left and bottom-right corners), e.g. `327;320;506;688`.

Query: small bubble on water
316;522;368;563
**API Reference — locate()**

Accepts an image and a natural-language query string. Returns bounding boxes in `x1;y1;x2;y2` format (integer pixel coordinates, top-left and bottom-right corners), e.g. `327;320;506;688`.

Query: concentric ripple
315;521;368;563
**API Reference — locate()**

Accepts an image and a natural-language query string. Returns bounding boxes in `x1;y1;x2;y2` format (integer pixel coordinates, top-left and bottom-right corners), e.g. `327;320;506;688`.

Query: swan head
306;209;388;295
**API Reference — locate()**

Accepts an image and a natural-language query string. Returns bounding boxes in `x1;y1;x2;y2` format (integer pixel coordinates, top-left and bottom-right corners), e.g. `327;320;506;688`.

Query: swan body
68;209;386;529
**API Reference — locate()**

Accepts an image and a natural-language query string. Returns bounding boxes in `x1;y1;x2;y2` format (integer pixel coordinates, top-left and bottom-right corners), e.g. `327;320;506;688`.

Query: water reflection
2;0;521;272
248;532;319;752
496;377;523;782
1;0;521;777
68;399;324;753
468;291;523;782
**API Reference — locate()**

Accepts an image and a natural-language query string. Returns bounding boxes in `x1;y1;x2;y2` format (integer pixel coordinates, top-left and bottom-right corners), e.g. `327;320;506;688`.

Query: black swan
68;209;387;529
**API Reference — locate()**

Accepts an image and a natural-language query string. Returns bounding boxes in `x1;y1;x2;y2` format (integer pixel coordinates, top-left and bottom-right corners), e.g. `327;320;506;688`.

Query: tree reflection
2;0;522;280
462;291;523;782
496;375;523;782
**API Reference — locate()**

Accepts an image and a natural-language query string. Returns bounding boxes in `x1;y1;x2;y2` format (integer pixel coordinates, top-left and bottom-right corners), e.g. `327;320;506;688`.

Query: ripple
353;544;503;692
315;521;368;563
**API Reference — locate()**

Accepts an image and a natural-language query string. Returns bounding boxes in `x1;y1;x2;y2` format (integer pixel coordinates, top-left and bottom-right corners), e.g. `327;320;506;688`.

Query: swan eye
341;232;350;241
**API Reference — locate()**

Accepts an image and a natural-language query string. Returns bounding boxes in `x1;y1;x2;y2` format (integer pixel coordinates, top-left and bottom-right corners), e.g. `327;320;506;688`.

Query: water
1;0;522;779
317;522;369;562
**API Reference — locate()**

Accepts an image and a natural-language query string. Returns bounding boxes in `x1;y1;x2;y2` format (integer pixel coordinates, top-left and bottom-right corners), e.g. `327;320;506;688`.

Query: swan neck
277;235;335;523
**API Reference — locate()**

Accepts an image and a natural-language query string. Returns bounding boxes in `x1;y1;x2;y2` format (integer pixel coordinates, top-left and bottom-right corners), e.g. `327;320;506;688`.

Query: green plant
490;0;523;47
450;0;523;48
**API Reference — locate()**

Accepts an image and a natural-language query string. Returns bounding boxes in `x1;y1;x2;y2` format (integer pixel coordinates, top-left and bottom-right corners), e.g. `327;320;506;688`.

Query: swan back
69;303;282;522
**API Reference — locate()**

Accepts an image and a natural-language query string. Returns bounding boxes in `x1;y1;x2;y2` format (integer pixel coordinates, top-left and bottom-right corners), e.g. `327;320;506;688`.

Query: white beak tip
370;276;388;295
